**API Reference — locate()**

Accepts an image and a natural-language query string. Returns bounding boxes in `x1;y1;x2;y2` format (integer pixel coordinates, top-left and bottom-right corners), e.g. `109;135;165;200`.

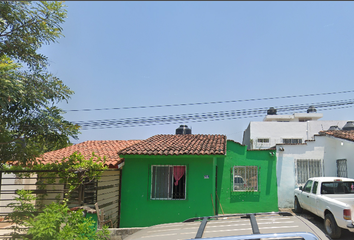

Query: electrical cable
73;99;354;130
64;89;354;112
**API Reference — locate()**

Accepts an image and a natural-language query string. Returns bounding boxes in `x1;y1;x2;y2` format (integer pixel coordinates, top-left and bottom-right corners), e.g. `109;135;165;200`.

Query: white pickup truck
294;177;354;238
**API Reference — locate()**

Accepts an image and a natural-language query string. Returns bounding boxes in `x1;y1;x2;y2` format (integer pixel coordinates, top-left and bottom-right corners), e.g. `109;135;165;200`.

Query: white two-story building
242;107;354;208
242;106;348;150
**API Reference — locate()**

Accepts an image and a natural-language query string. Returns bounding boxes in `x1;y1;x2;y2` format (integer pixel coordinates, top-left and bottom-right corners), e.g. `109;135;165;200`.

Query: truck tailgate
322;195;354;222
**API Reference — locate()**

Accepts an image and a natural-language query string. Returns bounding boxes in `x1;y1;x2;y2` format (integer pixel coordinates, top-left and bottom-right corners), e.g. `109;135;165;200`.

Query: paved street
281;208;354;240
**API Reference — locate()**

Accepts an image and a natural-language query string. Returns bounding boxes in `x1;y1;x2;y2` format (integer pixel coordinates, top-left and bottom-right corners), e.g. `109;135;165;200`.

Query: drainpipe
215;166;218;216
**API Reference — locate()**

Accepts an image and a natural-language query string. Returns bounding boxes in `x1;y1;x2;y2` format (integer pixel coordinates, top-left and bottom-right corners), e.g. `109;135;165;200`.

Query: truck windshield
321;182;354;194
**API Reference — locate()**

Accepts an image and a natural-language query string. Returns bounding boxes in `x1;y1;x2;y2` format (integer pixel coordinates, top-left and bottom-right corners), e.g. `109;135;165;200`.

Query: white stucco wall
250;122;307;149
244;120;348;150
276;143;324;208
242;116;352;208
242;124;251;147
276;135;354;208
322;136;354;178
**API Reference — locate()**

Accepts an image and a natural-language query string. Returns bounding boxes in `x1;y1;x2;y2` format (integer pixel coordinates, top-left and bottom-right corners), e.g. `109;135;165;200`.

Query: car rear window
321;182;354;194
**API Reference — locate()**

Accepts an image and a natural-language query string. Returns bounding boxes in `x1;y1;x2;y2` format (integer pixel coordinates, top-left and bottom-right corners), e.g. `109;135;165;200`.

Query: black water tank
307;106;317;113
342;121;354;130
267;107;277;115
328;126;340;131
176;125;192;135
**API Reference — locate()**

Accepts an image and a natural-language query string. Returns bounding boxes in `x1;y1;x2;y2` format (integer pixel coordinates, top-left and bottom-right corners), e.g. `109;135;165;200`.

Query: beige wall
0;173;37;215
98;170;121;227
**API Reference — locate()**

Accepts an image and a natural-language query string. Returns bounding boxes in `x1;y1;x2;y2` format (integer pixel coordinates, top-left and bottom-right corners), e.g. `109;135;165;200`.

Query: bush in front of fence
4;152;110;239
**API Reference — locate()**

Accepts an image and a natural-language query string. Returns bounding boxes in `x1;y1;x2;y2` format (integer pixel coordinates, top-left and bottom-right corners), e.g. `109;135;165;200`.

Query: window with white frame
283;139;302;144
256;138;270;148
233;166;258;191
151;165;186;200
295;159;322;185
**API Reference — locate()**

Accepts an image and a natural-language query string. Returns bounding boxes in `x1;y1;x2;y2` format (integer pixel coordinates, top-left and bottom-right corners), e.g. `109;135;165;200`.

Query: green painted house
118;133;226;227
216;140;278;214
118;129;278;227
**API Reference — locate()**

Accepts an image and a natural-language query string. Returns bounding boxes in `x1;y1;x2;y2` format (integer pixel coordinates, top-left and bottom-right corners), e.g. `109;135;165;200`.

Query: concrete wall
246;122;308;149
242;124;251;147
322;136;354;178
276;142;324;208
243;120;347;150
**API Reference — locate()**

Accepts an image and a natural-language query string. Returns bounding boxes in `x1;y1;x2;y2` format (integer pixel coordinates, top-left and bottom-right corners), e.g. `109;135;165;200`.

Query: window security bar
233;166;258;192
295;159;322;185
336;159;348;178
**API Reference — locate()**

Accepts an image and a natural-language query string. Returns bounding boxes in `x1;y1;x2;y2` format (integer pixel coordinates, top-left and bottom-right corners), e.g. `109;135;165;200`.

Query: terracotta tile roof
38;140;141;167
118;134;226;156
319;130;354;142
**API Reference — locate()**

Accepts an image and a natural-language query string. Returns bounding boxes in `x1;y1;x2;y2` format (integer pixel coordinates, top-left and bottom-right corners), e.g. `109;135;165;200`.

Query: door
300;180;313;211
308;181;319;214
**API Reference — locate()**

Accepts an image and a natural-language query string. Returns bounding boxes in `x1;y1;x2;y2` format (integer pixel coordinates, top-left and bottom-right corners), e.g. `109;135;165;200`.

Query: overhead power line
74;98;354;130
65;89;354;112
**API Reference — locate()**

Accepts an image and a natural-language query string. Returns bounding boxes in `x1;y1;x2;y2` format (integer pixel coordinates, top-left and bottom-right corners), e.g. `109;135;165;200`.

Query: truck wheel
293;197;302;213
324;213;342;238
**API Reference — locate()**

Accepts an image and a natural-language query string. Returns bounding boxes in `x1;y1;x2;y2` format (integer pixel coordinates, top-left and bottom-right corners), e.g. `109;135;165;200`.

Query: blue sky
40;1;354;144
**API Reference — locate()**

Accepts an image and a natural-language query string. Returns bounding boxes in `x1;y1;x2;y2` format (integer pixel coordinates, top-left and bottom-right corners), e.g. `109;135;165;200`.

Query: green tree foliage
35;152;108;201
6;189;36;233
9;194;109;240
0;2;80;165
27;202;109;240
0;1;66;69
